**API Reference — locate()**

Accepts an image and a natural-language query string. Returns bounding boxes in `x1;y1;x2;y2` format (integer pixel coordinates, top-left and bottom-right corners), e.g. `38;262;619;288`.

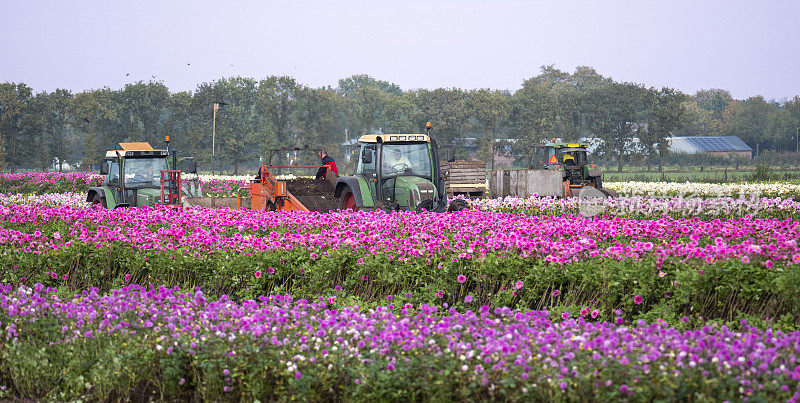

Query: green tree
70;88;119;170
119;81;171;146
294;87;345;155
407;88;468;147
51;89;74;171
723;96;773;155
695;89;733;120
257;76;299;148
0;83;33;171
467;89;511;168
641;87;686;171
338;74;403;97
586;82;647;172
194;77;262;174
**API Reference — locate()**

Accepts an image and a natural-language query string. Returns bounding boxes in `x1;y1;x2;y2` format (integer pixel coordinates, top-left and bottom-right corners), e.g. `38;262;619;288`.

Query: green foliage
750;162;776;181
1;241;797;330
2;66;800;173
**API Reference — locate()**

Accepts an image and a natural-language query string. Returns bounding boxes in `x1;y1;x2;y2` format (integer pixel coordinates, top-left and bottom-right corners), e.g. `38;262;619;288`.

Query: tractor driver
384;148;412;173
129;159;161;184
561;152;577;166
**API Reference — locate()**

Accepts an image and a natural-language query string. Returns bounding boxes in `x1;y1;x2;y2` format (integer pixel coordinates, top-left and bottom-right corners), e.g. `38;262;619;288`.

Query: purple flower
620;384;628;394
464;295;473;303
514;281;524;290
562;312;570;320
552;289;560;297
633;295;643;304
387;363;395;371
457;275;467;284
254;270;262;279
295;371;302;379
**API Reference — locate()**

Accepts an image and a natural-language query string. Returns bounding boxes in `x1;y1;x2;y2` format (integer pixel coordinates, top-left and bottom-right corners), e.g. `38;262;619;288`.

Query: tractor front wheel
416;199;446;213
447;199;470;212
341;189;358;211
91;193;107;208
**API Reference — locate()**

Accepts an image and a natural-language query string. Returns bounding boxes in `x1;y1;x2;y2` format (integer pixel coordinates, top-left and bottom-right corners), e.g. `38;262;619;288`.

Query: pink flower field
0;172;799;400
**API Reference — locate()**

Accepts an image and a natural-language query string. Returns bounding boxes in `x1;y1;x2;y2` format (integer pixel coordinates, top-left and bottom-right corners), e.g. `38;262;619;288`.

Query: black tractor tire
599;188;617;198
416;199;434;213
447;199;470;212
265;201;277;212
91;193;107;208
374;201;396;213
591;176;603;189
416;199;447;213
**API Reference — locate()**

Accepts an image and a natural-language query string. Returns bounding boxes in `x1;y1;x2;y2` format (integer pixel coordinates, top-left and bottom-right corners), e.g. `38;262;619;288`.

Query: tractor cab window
545;147;558;164
108;161;120;186
381;143;432;178
357;144;376;175
124;158;168;186
533;147;549;167
559;150;586;166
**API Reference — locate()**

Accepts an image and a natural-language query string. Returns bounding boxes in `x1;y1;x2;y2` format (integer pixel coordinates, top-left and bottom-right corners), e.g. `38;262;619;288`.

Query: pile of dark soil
286;178;339;212
286;178;334;195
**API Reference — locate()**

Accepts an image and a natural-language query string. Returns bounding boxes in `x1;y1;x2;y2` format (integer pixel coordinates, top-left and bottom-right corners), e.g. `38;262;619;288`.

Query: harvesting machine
87;138;197;208
240;124;467;213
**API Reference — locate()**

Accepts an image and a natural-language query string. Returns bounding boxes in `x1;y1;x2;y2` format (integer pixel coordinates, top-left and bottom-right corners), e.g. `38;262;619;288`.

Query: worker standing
316;150;338;179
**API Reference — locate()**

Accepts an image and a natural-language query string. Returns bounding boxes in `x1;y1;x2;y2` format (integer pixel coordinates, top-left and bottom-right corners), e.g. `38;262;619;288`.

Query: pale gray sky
2;0;799;100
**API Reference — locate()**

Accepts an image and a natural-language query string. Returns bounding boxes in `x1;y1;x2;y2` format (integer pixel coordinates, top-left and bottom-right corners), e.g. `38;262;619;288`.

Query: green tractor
334;127;467;212
86;140;197;208
529;142;613;197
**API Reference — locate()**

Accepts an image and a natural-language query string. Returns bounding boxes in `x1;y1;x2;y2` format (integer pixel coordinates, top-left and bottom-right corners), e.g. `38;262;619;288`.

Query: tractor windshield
124;157;168;187
381;143;432;178
559;149;586;166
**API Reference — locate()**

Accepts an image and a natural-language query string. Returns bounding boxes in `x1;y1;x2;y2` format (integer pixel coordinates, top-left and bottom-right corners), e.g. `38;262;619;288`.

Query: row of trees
1;66;799;173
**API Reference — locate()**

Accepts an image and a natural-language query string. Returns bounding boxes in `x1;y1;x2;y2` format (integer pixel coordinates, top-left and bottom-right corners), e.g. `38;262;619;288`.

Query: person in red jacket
316;150;338;179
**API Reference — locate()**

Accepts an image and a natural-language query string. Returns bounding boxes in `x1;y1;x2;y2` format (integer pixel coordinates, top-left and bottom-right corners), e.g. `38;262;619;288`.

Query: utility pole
212;102;219;175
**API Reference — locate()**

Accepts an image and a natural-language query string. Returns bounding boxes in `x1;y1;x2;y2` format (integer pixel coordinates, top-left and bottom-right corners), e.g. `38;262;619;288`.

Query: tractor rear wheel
341;189;358;211
416;199;446;213
91;193;107;208
591;176;603;189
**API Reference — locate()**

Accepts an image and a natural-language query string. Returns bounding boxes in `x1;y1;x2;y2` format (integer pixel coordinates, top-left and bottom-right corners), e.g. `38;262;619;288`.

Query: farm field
601;166;800;183
1;172;800;400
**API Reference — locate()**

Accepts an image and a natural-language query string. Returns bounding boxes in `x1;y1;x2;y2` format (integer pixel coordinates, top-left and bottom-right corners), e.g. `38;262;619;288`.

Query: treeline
1;65;799;173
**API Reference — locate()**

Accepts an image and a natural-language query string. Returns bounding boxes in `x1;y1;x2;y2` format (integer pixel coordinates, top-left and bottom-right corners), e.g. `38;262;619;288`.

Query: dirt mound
286;178;334;196
285;178;339;212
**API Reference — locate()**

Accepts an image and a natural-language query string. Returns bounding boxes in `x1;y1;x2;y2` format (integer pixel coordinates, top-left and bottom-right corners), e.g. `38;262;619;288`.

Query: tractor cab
354;133;446;211
87;140;196;208
334;124;464;213
531;143;604;190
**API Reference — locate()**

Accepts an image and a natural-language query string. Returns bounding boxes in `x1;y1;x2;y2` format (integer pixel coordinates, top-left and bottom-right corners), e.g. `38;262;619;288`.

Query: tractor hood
390;176;438;208
135;188;163;207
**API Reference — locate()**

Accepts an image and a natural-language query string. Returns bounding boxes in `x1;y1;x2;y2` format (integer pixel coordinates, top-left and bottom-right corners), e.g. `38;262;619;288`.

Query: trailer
441;160;488;199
